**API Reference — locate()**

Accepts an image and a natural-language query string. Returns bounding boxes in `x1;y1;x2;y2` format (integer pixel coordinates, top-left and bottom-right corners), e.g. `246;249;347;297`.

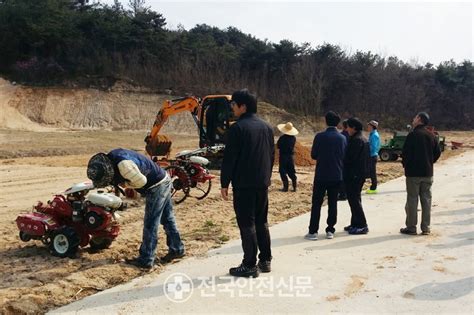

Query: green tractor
379;128;445;162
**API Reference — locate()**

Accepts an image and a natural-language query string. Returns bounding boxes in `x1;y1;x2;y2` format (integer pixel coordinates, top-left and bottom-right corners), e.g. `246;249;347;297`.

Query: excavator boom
145;94;232;158
145;96;200;157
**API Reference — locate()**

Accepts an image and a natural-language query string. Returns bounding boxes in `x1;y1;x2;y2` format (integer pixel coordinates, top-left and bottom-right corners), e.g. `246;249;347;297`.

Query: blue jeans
138;178;184;266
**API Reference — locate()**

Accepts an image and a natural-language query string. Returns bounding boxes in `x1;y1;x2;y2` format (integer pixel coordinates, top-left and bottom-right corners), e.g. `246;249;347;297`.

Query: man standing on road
306;111;347;241
87;148;185;270
343;118;370;234
400;112;441;235
366;120;380;194
221;89;275;278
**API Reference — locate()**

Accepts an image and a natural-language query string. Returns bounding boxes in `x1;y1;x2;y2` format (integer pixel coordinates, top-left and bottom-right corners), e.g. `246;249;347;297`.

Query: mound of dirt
0;78;47;131
274;141;316;167
294;142;316;166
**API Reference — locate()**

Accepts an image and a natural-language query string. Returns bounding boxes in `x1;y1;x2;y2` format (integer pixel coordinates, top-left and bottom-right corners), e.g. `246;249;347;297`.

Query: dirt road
0;130;471;314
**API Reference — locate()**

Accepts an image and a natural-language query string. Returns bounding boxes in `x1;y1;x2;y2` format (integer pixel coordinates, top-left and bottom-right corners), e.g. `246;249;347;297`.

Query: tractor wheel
19;231;31;242
379;150;392;162
41;235;52;246
165;165;191;204
89;237;113;250
390;154;398;161
190;178;212;200
49;227;80;258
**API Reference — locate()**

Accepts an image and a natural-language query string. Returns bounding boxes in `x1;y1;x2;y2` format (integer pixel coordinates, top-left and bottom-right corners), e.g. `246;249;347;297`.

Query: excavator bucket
145;134;172;157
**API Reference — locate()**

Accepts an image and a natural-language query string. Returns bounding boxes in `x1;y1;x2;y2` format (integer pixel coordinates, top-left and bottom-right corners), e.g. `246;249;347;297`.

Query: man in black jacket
400;112;441;235
306;111;347;240
221;89;275;278
277;122;299;192
343;117;370;235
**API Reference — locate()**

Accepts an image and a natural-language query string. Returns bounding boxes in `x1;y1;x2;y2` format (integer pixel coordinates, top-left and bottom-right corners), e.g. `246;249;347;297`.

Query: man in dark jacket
343;118;370;235
306;111;347;241
277;122;299;192
87;148;184;270
221;89;274;278
338;119;350;200
400;112;441;235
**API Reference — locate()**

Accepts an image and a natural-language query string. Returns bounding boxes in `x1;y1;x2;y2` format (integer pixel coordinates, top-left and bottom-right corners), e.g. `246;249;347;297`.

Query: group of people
85;88;441;279
305;113;371;240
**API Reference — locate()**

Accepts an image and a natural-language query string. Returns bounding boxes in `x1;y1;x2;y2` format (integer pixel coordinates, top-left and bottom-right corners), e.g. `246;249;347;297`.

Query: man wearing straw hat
277;122;299;192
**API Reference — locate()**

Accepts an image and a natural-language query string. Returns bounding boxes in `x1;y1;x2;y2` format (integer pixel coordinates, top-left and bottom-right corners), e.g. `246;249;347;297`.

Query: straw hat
368;120;379;128
277;122;299;136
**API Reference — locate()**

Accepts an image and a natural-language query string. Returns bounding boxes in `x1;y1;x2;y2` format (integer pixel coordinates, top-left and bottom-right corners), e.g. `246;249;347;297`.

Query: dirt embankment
0;79;321;136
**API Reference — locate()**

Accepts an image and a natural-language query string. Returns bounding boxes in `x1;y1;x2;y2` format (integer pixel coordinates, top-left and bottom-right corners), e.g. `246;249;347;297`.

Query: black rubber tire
165;165;191;204
19;231;31;242
390;154;398;161
379;150;392;162
89;237;113;250
49;227;80;258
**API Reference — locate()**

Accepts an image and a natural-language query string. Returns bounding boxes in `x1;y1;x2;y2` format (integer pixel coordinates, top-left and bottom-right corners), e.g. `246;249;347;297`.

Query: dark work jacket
402;125;441;177
108;148;166;194
311;127;347;182
220;113;275;189
277;134;296;157
341;130;350;141
343;131;370;182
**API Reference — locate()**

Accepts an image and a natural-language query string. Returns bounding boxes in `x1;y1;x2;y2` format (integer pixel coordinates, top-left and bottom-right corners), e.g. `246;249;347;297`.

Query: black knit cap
87;153;115;188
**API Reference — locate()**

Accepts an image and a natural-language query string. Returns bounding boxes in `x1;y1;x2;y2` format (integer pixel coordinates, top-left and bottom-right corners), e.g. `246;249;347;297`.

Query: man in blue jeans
306;111;347;240
87;148;185;270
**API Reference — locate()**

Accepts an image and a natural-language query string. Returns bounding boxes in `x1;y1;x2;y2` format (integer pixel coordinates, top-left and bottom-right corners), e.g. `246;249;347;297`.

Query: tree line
0;0;472;129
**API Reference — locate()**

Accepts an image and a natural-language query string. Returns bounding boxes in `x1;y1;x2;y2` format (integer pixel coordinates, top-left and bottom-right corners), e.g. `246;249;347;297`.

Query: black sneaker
159;251;185;264
125;257;154;270
421;230;431;235
349;226;369;234
344;225;352;231
229;264;259;278
400;227;417;235
257;260;271;273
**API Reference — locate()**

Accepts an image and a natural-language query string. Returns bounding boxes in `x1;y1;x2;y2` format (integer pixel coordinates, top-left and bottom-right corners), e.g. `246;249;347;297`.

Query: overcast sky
103;0;473;65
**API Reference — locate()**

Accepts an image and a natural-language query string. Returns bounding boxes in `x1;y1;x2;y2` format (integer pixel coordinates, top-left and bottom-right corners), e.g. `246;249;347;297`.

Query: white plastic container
87;192;123;209
190;156;209;165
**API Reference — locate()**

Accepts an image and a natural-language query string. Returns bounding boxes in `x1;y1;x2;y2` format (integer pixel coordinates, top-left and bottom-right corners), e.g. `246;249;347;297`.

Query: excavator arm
145;96;201;157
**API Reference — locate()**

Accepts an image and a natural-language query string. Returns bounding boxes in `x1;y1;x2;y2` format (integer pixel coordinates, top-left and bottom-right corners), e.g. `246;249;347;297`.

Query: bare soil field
0;129;472;314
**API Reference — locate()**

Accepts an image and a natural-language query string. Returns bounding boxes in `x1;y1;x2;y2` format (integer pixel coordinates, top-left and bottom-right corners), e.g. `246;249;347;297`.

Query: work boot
400;227;417;235
279;180;289;192
292;180;297;192
125;257;154;270
229;264;259;278
159;251;185;264
257;260;272;273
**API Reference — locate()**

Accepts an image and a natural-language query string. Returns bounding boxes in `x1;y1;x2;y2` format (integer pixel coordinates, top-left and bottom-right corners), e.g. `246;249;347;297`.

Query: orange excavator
144;95;233;159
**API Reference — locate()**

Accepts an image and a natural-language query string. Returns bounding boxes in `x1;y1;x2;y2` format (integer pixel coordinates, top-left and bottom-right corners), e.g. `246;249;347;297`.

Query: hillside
0;78;320;135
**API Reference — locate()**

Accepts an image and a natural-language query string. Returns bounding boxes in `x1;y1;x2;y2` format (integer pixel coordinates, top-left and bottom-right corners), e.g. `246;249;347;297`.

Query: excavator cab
144;95;233;160
199;96;234;148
